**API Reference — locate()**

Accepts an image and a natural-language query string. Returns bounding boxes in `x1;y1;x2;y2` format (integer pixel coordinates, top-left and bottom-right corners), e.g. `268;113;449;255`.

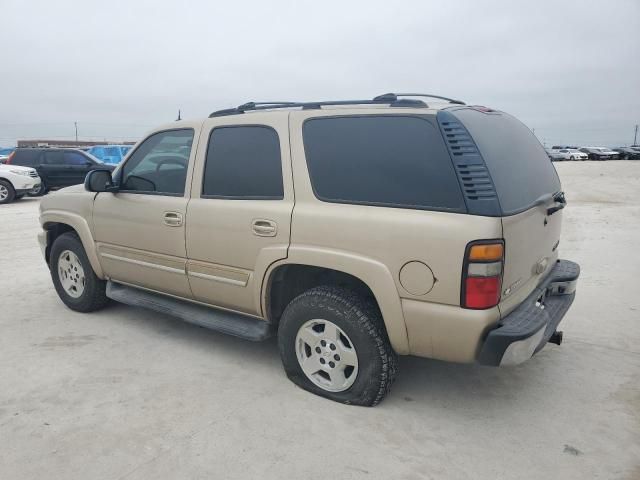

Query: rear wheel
278;286;397;406
50;232;109;312
0;180;16;204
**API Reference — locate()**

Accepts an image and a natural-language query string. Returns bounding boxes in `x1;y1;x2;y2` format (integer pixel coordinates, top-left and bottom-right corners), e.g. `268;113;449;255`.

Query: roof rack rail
208;92;464;117
373;93;466;105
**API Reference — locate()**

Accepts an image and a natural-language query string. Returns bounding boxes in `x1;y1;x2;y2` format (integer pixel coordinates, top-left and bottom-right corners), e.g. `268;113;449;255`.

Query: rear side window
202;126;283;199
302;116;465;211
452;109;561;215
11;150;41;166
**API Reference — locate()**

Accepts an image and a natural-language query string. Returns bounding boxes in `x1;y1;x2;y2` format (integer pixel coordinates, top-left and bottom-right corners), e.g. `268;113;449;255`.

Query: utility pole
74;122;78;142
176;109;181;121
634;124;638;146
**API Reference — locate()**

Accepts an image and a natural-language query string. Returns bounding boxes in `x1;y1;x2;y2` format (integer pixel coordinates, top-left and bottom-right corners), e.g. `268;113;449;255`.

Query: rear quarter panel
287;109;503;355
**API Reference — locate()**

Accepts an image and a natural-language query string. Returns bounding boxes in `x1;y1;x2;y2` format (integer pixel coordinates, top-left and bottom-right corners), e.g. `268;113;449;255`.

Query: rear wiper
547;191;566;216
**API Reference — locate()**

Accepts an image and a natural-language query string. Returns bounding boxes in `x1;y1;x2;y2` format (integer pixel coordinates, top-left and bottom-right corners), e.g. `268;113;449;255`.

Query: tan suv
38;93;580;406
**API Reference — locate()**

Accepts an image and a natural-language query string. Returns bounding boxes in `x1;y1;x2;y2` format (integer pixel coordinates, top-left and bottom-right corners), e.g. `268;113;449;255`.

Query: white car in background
546;149;568;161
562;148;588;160
0;164;41;204
549;148;588;161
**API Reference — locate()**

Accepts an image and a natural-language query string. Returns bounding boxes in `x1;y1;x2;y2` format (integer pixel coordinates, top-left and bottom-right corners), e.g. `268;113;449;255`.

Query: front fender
40;210;104;279
261;245;410;355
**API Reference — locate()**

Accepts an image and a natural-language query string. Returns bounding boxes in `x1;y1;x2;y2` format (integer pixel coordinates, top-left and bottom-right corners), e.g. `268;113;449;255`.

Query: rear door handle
252;219;277;237
163;211;183;227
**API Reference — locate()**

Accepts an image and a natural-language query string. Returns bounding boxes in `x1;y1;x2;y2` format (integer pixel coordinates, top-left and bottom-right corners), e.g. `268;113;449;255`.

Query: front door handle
252;219;277;237
163;211;183;227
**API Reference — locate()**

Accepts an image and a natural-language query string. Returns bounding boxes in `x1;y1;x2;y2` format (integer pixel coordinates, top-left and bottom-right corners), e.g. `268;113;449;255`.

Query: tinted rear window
303;116;465;212
12;149;41;166
202;126;283;199
452;109;561;215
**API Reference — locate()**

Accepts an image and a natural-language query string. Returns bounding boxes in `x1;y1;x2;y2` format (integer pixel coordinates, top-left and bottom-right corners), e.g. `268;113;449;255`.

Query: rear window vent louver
437;110;502;216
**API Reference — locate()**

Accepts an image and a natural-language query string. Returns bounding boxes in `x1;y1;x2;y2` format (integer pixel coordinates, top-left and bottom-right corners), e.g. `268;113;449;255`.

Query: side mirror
85;169;118;192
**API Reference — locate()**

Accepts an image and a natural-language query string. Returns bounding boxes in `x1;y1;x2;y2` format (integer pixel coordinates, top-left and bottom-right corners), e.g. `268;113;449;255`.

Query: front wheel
278;286;397;406
28;180;47;197
0;180;16;204
50;232;109;312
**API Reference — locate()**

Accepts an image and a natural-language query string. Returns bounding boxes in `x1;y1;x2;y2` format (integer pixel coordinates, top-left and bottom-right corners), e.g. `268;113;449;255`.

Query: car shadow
95;301;565;410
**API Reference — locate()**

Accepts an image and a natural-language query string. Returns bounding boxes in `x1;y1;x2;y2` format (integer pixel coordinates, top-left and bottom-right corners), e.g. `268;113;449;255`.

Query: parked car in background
0;163;41;204
87;145;132;165
546;149;569;161
548;148;587;161
551;145;579;150
5;148;115;195
554;148;588;161
579;147;619;160
613;147;640;160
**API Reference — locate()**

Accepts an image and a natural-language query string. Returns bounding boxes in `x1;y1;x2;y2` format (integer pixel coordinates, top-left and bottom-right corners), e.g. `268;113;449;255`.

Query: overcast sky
1;0;638;147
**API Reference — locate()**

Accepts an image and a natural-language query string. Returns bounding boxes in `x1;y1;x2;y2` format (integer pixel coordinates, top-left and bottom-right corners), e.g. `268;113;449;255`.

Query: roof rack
208;92;465;117
373;93;466;105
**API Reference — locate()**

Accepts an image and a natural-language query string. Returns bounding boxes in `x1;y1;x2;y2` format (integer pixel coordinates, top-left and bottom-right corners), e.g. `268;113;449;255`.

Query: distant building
17;139;136;148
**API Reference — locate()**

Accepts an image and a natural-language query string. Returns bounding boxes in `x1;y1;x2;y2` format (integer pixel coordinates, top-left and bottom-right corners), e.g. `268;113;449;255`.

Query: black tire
278;286;398;406
569;156;575;161
50;232;109;312
28;180;47;197
0;179;16;205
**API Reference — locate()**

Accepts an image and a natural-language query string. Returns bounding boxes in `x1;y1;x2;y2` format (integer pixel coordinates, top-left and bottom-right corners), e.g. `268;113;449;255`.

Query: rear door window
451;108;561;215
63;152;89;165
302;115;465;211
202;126;284;199
44;151;64;165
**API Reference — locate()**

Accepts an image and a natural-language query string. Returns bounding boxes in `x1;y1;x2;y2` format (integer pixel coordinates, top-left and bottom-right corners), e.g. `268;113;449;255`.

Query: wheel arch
0;177;16;189
41;211;104;278
261;247;409;354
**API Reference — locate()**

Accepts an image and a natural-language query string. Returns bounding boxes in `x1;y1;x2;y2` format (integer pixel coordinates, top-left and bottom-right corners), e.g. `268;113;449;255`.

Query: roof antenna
176;109;182;121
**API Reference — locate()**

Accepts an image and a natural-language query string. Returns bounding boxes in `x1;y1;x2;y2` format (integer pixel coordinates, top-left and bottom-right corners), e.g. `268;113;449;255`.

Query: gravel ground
0;161;638;480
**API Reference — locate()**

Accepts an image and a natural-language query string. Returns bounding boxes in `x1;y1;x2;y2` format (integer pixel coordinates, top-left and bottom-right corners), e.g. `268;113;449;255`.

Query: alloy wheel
295;319;359;392
58;250;86;298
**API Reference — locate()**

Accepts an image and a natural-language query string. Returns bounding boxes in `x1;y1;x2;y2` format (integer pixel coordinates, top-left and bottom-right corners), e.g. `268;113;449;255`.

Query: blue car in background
86;145;132;165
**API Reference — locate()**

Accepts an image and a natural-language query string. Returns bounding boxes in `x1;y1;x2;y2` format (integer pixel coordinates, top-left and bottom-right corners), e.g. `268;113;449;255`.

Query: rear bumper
478;259;580;366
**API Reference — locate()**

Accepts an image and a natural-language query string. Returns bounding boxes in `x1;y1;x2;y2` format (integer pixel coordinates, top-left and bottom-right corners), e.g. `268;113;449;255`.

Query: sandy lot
1;161;639;480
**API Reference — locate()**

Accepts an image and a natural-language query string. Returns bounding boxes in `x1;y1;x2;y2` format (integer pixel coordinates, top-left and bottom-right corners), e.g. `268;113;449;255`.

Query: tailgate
500;203;562;315
444;106;565;315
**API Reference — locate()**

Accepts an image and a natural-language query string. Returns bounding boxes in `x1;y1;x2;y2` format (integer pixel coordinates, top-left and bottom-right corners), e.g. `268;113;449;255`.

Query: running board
106;281;272;341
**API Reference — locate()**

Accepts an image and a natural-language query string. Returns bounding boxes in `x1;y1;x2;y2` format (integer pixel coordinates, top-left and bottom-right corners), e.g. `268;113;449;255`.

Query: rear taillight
462;240;504;309
5;151;15;164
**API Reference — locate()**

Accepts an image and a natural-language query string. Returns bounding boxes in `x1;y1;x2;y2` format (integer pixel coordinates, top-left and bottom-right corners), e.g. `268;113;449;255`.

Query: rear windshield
302;115;466;212
452;108;561;215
